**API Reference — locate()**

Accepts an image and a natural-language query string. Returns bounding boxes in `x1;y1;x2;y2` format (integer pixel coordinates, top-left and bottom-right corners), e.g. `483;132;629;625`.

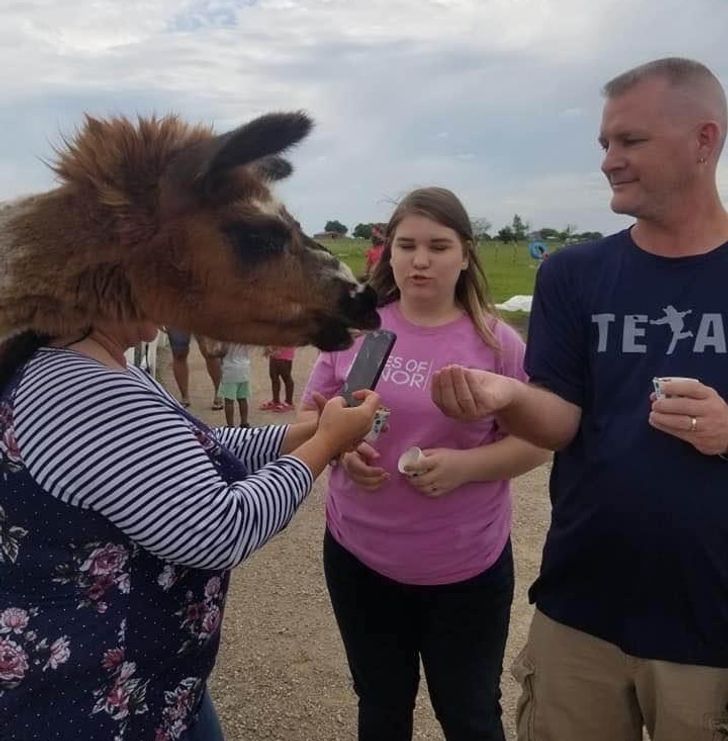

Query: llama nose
309;285;380;351
339;284;380;329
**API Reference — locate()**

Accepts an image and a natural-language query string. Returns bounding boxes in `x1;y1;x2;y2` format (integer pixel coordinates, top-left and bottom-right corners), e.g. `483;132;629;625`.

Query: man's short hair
602;57;721;98
603;57;727;154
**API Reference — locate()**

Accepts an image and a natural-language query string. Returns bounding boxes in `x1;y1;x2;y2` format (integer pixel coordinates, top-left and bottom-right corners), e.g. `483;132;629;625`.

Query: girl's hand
303;391;327;419
405;448;467;497
341;441;390;491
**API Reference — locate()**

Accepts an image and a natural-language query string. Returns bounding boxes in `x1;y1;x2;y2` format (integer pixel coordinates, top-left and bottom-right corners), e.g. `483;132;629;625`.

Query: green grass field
323;237;549;333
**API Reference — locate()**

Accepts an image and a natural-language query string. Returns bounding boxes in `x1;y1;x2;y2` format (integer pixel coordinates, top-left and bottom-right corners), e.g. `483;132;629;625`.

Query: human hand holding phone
291;390;381;478
316;390;381;453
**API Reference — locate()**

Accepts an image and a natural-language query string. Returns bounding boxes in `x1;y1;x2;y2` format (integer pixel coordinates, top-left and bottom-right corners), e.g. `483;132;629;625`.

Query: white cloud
1;0;727;236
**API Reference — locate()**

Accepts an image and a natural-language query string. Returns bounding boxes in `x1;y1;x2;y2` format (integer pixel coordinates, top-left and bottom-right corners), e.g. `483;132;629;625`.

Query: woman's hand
316;391;381;455
290;391;380;478
341;441;390;491
404;448;467;497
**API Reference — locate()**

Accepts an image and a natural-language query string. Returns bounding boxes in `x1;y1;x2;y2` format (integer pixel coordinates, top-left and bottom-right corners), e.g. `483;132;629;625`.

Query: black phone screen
339;330;397;406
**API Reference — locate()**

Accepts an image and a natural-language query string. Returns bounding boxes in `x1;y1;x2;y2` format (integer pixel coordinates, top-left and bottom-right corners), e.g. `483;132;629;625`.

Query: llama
0;112;379;351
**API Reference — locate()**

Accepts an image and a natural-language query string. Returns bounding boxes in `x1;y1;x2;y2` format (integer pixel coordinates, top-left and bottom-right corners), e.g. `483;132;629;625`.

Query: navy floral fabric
0;386;247;739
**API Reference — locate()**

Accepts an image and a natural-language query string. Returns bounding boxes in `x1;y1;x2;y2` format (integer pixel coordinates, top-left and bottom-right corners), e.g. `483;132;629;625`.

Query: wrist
281;419;317;454
505;376;527;410
312;428;342;458
291;434;340;478
717;430;728;459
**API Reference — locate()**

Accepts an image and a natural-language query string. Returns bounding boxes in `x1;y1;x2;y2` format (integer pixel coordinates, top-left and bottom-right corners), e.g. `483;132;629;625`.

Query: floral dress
0;350;310;740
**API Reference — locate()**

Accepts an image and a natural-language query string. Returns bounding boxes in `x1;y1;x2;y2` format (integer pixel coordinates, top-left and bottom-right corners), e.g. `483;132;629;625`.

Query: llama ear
162;112;311;200
201;112;311;186
255;156;293;182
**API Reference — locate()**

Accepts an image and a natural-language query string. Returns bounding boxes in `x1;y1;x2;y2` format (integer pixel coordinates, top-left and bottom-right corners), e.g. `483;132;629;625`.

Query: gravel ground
158;340;552;741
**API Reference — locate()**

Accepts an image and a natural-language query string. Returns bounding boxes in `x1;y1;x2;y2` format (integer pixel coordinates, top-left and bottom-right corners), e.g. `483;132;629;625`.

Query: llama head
0;112;379;350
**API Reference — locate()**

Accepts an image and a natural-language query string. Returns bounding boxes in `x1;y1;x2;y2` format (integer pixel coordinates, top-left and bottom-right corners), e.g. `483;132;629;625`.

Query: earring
698;156;707;164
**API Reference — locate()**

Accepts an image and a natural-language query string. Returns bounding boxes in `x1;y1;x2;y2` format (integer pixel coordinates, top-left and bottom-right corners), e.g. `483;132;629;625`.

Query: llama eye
223;221;289;264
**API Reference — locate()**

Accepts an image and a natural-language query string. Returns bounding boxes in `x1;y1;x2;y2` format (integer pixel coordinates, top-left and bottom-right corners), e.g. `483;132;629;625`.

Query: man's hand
432;365;520;422
649;379;728;456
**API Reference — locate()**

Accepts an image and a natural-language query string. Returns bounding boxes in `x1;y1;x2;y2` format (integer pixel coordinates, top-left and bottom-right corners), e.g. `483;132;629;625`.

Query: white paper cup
397;446;426;476
364;407;391;443
652;376;699;399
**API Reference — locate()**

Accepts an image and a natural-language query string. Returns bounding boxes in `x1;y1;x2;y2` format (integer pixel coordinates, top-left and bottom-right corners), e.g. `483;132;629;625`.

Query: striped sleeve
213;425;288;472
13;351;314;570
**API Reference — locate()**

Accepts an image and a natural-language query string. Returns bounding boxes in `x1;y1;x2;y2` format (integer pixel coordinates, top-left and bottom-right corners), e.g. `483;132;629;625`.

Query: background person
219;343;252;427
166;328;223;410
365;223;386;277
260;346;296;412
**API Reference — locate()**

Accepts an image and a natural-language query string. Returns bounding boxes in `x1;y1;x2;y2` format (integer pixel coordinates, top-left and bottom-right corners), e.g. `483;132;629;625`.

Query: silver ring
690;416;697;432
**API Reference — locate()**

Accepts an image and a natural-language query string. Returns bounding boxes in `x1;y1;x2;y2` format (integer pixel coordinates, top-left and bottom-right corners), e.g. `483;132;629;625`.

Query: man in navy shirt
432;57;728;740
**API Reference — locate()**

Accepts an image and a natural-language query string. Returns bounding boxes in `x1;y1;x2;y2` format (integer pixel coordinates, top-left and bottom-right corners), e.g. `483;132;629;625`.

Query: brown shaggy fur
0;113;377;348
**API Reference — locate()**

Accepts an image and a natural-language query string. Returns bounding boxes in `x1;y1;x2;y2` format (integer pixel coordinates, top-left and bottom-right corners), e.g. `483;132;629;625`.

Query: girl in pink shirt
301;187;548;740
260;347;296;412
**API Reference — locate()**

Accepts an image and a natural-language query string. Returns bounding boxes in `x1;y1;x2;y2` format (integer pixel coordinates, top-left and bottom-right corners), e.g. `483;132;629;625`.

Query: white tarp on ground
495;295;533;313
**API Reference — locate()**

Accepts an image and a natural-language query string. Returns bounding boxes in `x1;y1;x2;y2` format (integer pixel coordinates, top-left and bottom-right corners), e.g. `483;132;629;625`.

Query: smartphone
339;330;397;406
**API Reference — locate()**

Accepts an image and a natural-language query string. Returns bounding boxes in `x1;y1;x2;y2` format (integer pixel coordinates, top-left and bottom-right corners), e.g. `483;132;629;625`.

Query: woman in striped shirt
0;319;379;740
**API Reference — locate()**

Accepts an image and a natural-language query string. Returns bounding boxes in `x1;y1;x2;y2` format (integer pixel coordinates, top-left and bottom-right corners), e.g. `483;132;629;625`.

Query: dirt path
157;341;552;740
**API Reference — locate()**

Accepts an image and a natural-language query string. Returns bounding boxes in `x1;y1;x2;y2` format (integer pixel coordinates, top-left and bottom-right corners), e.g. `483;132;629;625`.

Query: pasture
325;236;552;334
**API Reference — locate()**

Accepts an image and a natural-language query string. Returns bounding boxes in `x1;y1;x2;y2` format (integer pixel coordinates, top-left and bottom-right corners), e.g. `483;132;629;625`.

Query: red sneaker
277;402;295;412
258;400;278;411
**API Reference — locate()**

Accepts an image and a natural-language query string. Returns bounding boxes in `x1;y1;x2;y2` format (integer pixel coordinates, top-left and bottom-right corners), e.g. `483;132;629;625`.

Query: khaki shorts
512;609;728;741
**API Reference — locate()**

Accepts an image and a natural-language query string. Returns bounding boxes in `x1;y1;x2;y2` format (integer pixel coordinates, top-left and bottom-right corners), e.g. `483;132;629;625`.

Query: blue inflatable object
528;240;548;260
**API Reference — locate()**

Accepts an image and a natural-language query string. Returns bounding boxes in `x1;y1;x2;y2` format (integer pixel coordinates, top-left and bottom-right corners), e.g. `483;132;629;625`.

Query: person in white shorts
219;343;252;427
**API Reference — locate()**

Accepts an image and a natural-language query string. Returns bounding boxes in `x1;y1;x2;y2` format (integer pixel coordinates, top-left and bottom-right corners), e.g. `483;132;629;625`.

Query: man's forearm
497;382;581;451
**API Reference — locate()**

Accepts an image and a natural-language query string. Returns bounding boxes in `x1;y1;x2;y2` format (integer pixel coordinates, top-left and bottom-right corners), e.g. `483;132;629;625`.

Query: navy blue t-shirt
525;228;728;667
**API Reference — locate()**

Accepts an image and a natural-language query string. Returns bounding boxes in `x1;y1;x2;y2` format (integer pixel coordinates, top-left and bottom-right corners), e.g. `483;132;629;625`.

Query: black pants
324;529;514;741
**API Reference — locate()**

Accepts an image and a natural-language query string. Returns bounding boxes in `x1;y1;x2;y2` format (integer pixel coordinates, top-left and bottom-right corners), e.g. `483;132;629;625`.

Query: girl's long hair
369;186;499;348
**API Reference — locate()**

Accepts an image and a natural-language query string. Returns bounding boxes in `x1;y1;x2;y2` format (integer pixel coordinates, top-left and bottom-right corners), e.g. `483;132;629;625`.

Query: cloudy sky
1;0;727;237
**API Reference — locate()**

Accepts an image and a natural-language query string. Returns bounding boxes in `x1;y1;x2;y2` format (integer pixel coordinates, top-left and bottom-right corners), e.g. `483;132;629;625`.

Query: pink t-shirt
302;302;527;585
270;347;295;361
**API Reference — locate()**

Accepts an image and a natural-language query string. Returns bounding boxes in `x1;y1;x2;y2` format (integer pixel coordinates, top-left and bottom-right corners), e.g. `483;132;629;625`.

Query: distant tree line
324;214;603;244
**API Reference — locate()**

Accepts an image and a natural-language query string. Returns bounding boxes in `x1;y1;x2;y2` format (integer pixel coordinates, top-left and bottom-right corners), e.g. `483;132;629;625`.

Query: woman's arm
214;415;324;473
214;425;288;471
451;435;551;482
14;360;376;572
